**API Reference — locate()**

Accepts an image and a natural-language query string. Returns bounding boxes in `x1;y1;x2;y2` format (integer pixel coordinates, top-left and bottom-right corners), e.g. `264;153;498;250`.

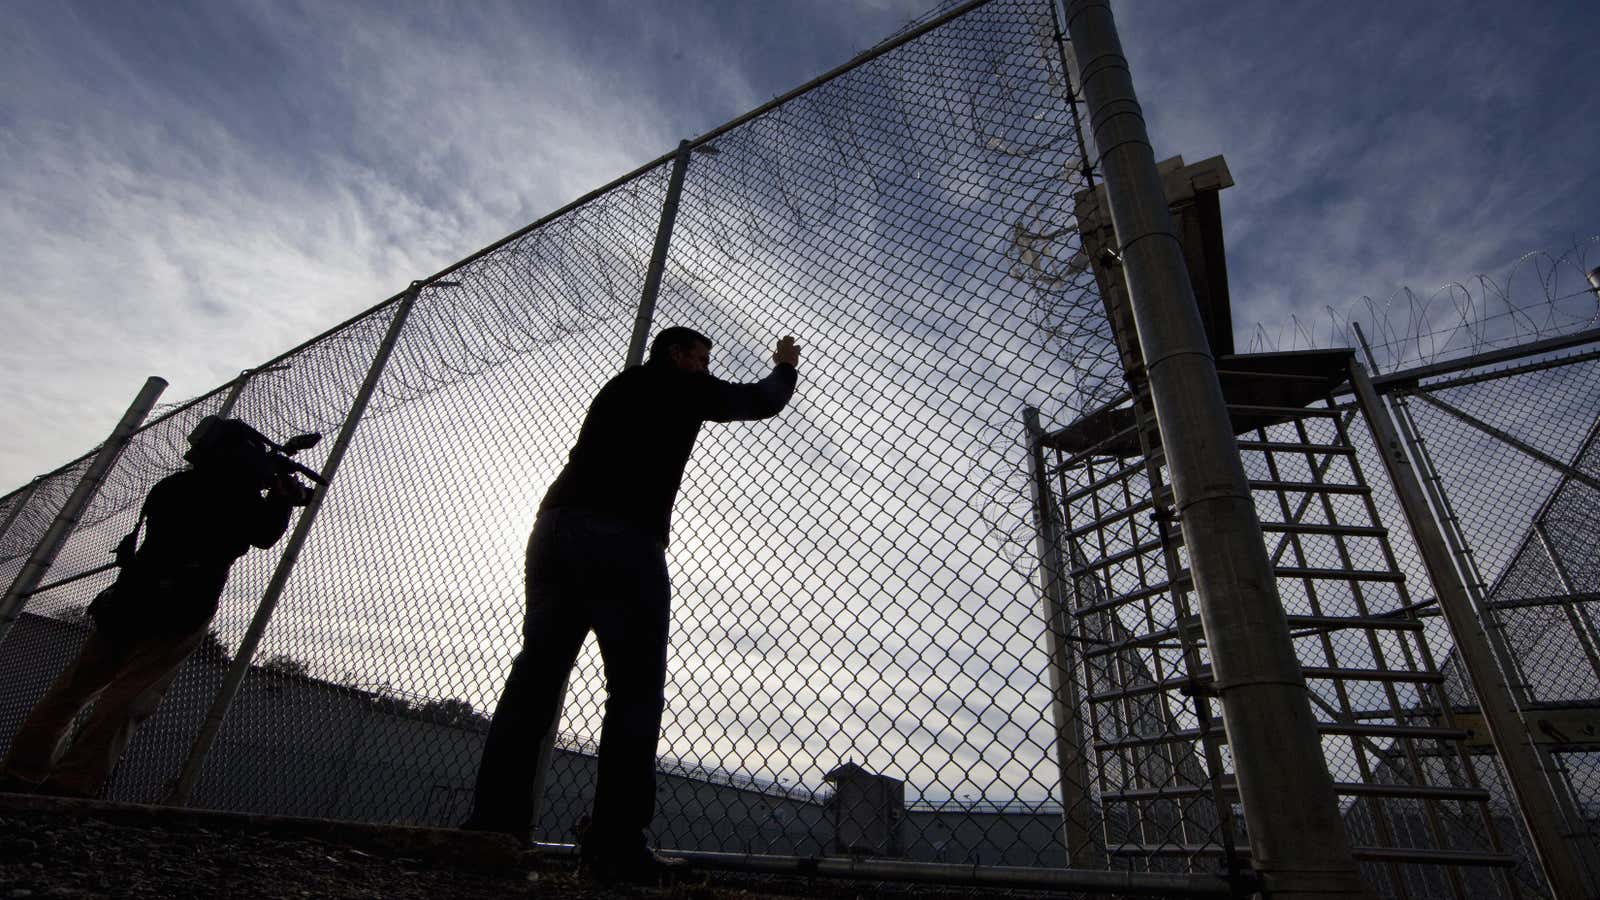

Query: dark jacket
97;468;293;635
540;361;798;545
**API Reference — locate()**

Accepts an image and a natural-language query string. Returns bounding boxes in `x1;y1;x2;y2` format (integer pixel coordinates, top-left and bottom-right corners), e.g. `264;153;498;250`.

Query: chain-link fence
3;0;1598;894
0;0;1137;882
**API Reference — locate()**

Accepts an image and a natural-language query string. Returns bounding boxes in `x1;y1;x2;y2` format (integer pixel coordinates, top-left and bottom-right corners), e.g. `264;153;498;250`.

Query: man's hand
270;473;315;507
773;335;801;368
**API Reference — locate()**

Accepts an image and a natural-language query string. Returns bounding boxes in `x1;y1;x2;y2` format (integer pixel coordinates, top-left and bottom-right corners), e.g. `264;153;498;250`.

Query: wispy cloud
1115;0;1599;338
0;0;931;487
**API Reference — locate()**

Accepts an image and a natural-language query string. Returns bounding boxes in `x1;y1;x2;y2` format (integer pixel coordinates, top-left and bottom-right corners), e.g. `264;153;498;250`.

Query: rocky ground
0;796;1081;900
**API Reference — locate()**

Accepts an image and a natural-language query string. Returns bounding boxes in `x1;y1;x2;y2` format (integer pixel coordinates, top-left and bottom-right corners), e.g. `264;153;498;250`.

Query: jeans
467;507;671;853
0;623;207;795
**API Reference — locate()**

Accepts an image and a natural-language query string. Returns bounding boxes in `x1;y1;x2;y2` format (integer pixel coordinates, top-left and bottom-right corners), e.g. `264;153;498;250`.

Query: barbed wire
1247;237;1600;374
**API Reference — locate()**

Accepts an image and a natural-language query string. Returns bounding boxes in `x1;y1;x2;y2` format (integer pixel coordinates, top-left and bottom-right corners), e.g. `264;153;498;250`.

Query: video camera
184;415;327;506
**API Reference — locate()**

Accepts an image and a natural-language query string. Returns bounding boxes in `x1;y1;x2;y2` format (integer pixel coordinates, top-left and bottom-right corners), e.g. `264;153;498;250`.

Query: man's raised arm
694;335;801;423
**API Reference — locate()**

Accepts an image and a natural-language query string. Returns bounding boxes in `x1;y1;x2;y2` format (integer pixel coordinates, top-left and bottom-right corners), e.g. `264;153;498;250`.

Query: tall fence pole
168;281;443;805
528;139;696;830
1023;407;1103;869
1346;360;1593;898
1059;2;1366;895
625;140;693;368
0;376;167;652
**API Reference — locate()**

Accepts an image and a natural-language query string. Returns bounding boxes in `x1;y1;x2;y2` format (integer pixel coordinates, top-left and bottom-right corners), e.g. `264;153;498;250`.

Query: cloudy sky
2;0;1596;488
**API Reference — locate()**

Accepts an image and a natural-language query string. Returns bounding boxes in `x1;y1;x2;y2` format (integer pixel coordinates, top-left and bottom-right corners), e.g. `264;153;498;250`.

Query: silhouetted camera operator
0;416;318;798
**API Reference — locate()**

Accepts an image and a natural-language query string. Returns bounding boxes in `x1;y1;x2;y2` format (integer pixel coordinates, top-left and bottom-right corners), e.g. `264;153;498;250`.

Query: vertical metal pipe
168;281;438;805
1023;407;1103;869
1059;3;1365;895
0;376;167;651
1347;361;1593;898
625;140;694;368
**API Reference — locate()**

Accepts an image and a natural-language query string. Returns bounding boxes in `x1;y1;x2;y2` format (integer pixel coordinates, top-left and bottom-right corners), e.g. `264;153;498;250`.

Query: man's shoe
582;847;687;886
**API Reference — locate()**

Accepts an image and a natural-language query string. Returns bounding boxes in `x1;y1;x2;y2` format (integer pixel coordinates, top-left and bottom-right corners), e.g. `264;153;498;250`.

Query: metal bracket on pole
168;280;449;806
0;376;167;652
1023;406;1103;870
1347;359;1594;898
1060;2;1365;895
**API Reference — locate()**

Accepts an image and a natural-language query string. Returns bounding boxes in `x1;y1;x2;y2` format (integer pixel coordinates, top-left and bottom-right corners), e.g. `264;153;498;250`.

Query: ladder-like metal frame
1044;372;1520;894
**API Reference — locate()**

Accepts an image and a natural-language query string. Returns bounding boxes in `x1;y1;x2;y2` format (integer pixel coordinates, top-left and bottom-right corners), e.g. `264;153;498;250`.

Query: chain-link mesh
1392;353;1600;893
4;0;1597;893
0;0;1127;873
1234;246;1600;896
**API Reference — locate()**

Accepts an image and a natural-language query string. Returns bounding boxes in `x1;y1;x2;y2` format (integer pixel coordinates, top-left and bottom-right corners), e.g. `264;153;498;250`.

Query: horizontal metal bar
1068;536;1166;578
1286;614;1424;633
1088;665;1442;705
1063;458;1147;504
1055;423;1144;471
1402;344;1600;394
1227;403;1347;418
1275;566;1406;583
1093;721;1465;752
1349;847;1518;868
529;843;1237;896
1105;782;1489;802
1259;522;1387;538
1369;324;1600;391
1117;843;1517;868
1316;723;1469;741
1249;479;1371;495
1065;496;1159;542
1083;617;1201;658
1095;729;1203;752
1299;666;1445;684
1236;439;1355;455
1333;782;1491;801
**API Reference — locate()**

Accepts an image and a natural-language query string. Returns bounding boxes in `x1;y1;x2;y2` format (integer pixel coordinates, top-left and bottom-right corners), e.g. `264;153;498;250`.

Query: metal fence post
1346;360;1594;898
526;141;695;829
168;281;443;805
1023;407;1102;869
1060;2;1366;894
0;376;167;651
625;140;693;368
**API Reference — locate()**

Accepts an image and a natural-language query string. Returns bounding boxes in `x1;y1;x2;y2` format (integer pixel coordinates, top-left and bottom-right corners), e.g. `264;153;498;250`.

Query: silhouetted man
0;417;306;798
464;326;800;879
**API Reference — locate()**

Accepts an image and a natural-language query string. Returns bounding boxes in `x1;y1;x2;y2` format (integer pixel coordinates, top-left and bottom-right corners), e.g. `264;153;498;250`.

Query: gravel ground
0;801;1084;900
